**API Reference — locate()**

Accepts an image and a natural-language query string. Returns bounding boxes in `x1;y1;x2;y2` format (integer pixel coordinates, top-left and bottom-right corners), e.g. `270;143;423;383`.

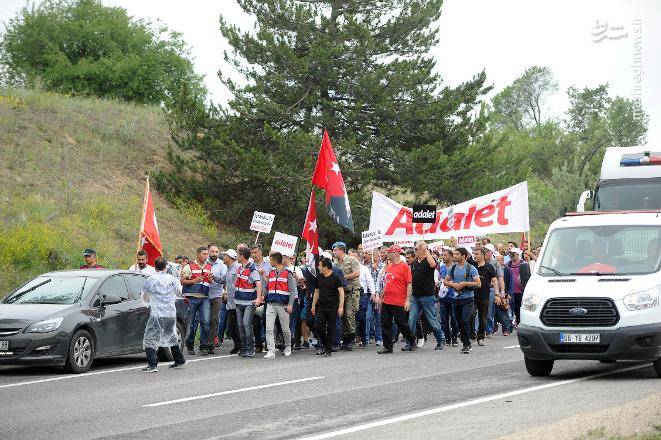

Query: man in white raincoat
141;256;186;372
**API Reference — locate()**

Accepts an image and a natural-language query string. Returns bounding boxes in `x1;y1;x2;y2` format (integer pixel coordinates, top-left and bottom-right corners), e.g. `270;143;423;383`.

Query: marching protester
506;248;531;328
444;248;480;354
332;242;361;350
208;244;227;353
437;248;458;347
141;257;186;373
250;244;270;353
470;248;497;346
363;250;383;346
311;257;345;357
181;247;213;355
409;241;446;350
264;252;298;359
80;248;104;269
378;245;418;354
484;244;505;335
222;249;242;354
235;247;263;358
129;250;156;275
283;253;305;349
349;249;375;346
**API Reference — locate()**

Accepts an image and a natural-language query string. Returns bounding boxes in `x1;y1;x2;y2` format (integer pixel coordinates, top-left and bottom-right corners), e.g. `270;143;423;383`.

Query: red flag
302;189;319;254
311;130;354;232
139;178;163;266
520;232;529;251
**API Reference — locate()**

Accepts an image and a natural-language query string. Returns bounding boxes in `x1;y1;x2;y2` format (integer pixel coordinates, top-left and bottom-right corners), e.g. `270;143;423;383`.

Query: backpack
449;263;475;294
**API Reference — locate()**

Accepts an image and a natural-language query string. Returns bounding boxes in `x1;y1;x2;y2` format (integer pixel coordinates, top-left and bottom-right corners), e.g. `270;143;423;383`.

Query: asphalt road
1;334;660;440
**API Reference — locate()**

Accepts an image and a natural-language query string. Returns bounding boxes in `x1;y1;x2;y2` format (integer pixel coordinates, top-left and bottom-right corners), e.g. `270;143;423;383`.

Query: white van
518;211;661;377
577;146;661;212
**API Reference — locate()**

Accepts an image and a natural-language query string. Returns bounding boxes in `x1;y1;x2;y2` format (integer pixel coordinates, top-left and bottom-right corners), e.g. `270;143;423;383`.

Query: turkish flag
140;179;163;266
302;189;319;255
311;130;354;232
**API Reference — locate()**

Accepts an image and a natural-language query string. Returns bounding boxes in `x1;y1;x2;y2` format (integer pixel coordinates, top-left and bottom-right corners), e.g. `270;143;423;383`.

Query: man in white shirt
129;250;156;275
349;249;375;346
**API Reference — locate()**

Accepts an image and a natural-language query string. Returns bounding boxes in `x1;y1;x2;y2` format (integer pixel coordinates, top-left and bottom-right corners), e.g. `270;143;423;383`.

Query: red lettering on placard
496;196;511;225
452;213;465;231
386;208;413;236
463;204;477;229
474;204;495;227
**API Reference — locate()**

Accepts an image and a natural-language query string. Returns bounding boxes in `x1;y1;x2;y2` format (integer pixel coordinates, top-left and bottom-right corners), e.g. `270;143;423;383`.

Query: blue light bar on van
620;152;661;166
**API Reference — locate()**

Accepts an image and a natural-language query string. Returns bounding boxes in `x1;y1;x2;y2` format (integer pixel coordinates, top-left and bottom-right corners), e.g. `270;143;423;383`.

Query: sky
1;0;659;144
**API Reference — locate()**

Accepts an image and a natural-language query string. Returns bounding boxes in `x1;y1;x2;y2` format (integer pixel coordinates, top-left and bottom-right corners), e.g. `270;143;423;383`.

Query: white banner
270;232;298;257
361;230;383;252
369;182;530;242
250;211;275;234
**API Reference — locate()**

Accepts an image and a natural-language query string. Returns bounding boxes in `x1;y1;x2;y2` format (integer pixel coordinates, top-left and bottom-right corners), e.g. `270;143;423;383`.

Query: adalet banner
369;182;530;242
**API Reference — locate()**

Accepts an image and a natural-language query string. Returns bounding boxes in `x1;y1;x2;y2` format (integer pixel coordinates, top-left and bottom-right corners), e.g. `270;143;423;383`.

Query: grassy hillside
0;88;249;295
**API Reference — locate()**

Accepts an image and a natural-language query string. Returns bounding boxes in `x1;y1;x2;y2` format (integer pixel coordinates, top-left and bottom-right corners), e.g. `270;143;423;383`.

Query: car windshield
595;179;661;210
538;225;661;276
3;276;98;304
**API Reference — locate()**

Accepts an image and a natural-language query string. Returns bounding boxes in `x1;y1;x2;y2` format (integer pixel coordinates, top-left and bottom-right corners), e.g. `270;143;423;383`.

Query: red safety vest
182;261;212;296
266;267;291;304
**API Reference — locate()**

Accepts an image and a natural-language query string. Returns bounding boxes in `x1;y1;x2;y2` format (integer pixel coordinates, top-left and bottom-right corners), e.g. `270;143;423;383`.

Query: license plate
0;341;8;351
560;333;600;343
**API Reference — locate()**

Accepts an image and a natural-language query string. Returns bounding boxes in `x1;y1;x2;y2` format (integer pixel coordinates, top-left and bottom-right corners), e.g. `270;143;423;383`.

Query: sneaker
315;348;325;355
375;341;383;346
263;351;276;359
417;338;425;348
284;347;292;357
503;331;510;337
142;366;158;373
324;350;332;357
377;347;393;354
230;347;241;355
214;336;220;347
435;343;445;351
477;339;485;346
243;351;255;358
186;346;195;355
451;338;458;347
200;349;208;356
461;346;470;354
169;361;186;369
401;343;412;352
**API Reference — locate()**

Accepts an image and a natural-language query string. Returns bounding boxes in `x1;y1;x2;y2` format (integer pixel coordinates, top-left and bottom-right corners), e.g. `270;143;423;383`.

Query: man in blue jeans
181;247;213;356
408;241;445;350
444;247;481;354
437;248;458;346
234;247;264;358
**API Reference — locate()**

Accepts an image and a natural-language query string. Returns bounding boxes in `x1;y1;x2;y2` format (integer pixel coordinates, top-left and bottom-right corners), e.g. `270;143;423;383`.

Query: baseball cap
331;241;347;249
386;245;402;254
510;248;523;256
222;249;238;259
83;248;96;257
321;251;333;260
485;243;496;253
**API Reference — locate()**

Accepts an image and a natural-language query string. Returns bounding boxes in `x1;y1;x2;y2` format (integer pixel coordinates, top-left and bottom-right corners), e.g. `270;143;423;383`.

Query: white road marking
143;376;324;408
0;354;237;390
297;364;650;440
504;345;520;349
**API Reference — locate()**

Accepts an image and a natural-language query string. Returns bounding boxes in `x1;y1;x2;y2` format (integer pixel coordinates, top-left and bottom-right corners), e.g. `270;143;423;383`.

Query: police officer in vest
181;247;213;356
235;247;264;358
263;252;298;359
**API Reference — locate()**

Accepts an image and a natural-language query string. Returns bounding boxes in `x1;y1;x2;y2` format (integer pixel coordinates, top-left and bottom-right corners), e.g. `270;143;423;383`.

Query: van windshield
595;178;661;211
538;225;661;276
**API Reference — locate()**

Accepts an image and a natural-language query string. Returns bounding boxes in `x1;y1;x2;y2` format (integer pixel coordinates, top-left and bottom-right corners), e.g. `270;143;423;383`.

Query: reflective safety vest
182;261;212;296
266;267;291;304
235;262;258;303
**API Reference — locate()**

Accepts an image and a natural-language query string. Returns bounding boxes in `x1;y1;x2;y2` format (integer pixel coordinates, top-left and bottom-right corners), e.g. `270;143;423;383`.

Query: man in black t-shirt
311;258;345;356
408;241;446;350
471;248;497;346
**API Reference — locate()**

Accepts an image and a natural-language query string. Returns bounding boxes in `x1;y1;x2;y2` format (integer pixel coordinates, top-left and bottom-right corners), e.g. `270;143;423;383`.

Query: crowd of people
79;238;540;371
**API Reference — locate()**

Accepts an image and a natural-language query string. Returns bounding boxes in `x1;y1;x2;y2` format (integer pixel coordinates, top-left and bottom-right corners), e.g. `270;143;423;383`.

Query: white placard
361;230;383;252
270;232;298;257
428;241;445;252
394;240;415;248
457;236;476;246
250;211;275;234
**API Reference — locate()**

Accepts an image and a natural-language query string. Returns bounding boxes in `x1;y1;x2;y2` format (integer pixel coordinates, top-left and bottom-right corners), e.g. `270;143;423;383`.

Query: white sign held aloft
270;232;298;257
250;211;275;234
361;230;383;252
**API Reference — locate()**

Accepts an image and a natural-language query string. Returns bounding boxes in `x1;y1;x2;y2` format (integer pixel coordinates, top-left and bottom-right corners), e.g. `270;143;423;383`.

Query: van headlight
623;286;659;311
522;292;541;312
25;317;64;333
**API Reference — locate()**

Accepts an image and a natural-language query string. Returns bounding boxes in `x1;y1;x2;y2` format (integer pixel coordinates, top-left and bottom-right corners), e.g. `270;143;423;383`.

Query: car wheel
653;357;661;378
65;330;94;374
157;321;186;362
524;356;554;377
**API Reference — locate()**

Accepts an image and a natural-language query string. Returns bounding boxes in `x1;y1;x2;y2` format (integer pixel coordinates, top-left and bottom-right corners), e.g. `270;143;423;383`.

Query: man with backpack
444;248;481;354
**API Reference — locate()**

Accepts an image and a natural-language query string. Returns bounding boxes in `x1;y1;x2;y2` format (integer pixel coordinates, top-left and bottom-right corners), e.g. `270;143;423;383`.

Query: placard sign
270;232;298;257
250;211;275;234
412;204;437;224
361;230;383;252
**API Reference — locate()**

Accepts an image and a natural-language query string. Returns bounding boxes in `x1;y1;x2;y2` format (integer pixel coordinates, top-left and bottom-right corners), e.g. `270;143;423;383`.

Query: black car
0;270;188;373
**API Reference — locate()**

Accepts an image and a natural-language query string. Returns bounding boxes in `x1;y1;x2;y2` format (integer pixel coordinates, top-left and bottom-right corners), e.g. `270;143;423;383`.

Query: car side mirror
101;293;122;306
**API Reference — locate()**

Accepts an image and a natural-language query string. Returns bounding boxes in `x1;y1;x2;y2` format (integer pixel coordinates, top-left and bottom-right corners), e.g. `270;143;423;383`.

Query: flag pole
136;175;149;267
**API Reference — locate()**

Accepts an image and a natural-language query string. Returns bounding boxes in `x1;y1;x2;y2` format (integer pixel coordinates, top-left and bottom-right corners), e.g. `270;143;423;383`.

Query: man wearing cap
377;245;417;354
80;249;104;269
332;242;361;350
129;250;156;275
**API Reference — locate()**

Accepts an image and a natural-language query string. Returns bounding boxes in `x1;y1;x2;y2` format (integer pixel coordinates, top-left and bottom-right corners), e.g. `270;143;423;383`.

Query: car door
95;275;133;354
123;274;150;349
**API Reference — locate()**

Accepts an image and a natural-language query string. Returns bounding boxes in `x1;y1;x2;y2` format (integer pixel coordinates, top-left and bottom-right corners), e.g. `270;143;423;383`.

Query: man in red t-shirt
377;245;418;354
